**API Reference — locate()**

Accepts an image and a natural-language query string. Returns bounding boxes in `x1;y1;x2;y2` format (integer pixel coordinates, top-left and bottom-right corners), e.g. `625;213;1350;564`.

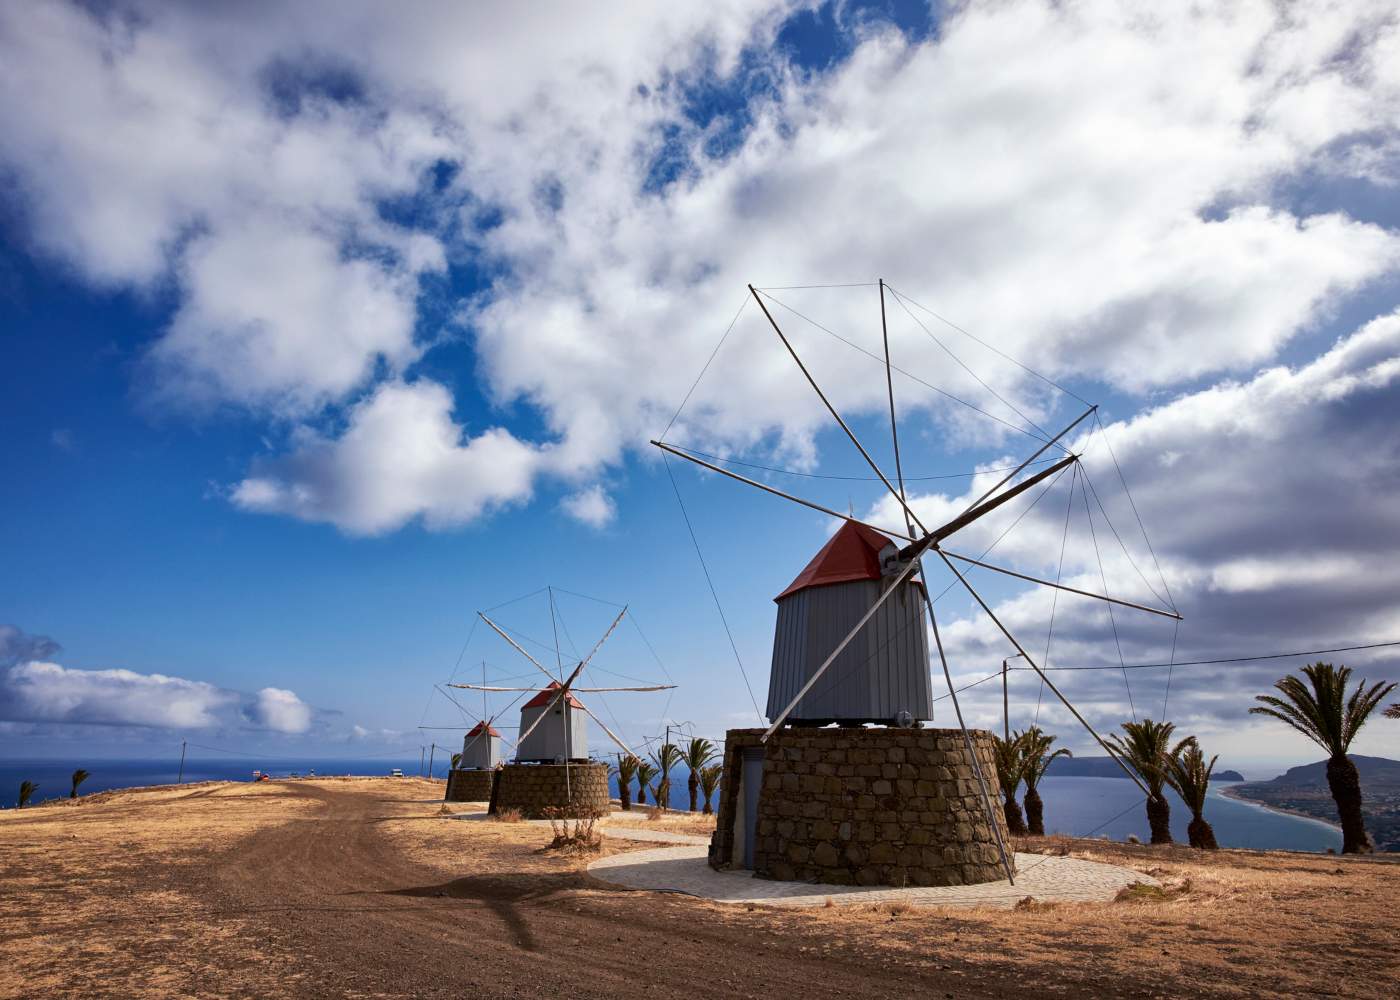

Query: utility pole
1002;653;1026;741
178;740;187;784
420;746;425;777
427;743;436;778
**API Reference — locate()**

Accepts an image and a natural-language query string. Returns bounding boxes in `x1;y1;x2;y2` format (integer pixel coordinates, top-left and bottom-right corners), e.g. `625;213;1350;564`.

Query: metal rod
961;404;1096;514
577;606;628;674
1002;658;1010;743
763;535;937;740
749;284;929;536
941;550;1183;620
936;550;1150;795
922;584;1015;884
178;740;186;784
449;683;675;693
960;404;1096;517
548;587;564;679
651;440;916;542
577;702;641;761
428;742;436;779
879;278;915;541
902;453;1077;560
478;612;557;682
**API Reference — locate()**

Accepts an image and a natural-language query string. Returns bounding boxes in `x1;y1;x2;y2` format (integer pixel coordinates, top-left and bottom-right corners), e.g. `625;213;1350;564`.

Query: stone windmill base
445;768;497;802
491;762;610;819
710;728;1012;887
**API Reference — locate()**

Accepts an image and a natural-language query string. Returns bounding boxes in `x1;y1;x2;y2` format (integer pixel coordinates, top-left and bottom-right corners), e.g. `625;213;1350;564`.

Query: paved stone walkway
587;846;1156;909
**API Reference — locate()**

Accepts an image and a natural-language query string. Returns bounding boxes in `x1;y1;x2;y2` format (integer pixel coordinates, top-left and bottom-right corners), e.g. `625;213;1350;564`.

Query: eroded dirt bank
2;778;1397;999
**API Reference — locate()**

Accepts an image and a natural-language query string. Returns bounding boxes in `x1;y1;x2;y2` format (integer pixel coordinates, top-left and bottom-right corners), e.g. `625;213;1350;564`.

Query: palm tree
651;743;683;812
1165;738;1218;849
18;781;38;808
634;761;657;806
1105;718;1177;844
1017;727;1071;836
698;763;723;815
682;738;717;812
614;754;639;811
70;769;91;799
1386;703;1399;720
450;753;462;771
1251;662;1395;853
991;734;1027;835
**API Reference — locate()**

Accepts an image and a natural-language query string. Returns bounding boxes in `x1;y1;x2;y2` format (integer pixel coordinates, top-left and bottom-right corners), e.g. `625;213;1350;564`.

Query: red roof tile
467;720;502;738
775;520;901;601
522;680;584;710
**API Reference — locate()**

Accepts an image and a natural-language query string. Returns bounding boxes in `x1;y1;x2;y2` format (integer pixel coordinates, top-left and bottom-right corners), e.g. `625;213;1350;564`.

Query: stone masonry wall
712;727;1012;888
445;768;496;802
493;762;609;819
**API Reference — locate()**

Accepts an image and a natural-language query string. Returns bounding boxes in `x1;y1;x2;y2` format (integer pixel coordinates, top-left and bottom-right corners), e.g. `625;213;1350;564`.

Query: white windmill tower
654;280;1181;886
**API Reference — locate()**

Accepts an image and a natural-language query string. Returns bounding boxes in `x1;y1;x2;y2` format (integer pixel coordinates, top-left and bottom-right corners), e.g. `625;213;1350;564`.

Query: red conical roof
775;520;900;601
467;720;502;738
522;680;584;709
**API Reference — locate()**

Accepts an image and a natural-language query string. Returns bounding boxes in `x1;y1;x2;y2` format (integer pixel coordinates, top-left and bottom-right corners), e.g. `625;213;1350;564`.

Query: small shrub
495;807;524;823
1126;834;1141;845
645;806;664;822
1013;896;1059;913
1114;878;1192;903
886;901;912;918
542;807;604;852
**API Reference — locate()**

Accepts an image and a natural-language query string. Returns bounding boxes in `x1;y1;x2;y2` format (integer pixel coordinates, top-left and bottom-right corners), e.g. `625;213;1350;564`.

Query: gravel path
589;846;1156;908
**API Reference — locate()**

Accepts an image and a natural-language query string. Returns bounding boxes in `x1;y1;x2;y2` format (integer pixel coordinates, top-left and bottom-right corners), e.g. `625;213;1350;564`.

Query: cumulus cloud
231;379;546;534
0;631;322;735
253;687;313;734
3;660;238;729
559;485;617;529
4;2;1399;534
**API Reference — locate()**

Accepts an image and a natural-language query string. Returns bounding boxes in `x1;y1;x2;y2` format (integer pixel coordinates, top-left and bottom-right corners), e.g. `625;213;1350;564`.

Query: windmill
447;592;677;817
654;281;1181;885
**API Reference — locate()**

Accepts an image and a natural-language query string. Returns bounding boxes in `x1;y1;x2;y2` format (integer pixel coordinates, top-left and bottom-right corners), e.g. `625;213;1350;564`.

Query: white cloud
253;687;312;734
231;379;546;534
3;660;237;729
0;639;321;736
559;485;617;528
2;1;1400;538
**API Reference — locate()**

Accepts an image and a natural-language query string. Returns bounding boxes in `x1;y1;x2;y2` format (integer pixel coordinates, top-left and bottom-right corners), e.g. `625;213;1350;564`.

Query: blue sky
3;1;1400;773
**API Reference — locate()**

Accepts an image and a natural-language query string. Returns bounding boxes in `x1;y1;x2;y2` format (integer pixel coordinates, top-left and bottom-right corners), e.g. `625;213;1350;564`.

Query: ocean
2;757;1342;853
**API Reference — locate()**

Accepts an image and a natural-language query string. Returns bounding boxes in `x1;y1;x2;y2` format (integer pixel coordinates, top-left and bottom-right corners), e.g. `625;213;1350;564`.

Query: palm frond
1252;663;1395;756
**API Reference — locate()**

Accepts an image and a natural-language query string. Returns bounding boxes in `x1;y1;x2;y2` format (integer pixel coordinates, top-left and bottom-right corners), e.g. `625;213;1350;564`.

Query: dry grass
604;806;716;837
494;807;524;823
5;780;1399;999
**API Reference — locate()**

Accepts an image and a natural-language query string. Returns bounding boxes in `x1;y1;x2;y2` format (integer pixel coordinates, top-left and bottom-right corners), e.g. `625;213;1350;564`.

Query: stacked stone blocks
711;728;1011;888
492;762;609;819
444;768;496;802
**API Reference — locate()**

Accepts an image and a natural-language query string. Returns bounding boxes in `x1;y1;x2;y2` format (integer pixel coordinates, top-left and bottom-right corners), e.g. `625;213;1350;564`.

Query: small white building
515;682;589;763
459;720;504;770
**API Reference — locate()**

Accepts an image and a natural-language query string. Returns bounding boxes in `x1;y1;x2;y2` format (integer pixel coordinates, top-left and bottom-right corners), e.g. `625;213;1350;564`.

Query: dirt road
4;778;1397;999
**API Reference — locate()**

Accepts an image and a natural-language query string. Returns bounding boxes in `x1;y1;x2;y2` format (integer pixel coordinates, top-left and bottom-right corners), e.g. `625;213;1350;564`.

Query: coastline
1218;783;1342;834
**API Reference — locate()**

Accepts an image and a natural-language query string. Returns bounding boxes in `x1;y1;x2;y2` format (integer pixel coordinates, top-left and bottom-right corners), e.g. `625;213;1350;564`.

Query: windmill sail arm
940;550;1182;621
576;702;640;760
569;684;677;693
447;684;542;692
477;612;557;681
650;440;916;542
576;606;629;672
